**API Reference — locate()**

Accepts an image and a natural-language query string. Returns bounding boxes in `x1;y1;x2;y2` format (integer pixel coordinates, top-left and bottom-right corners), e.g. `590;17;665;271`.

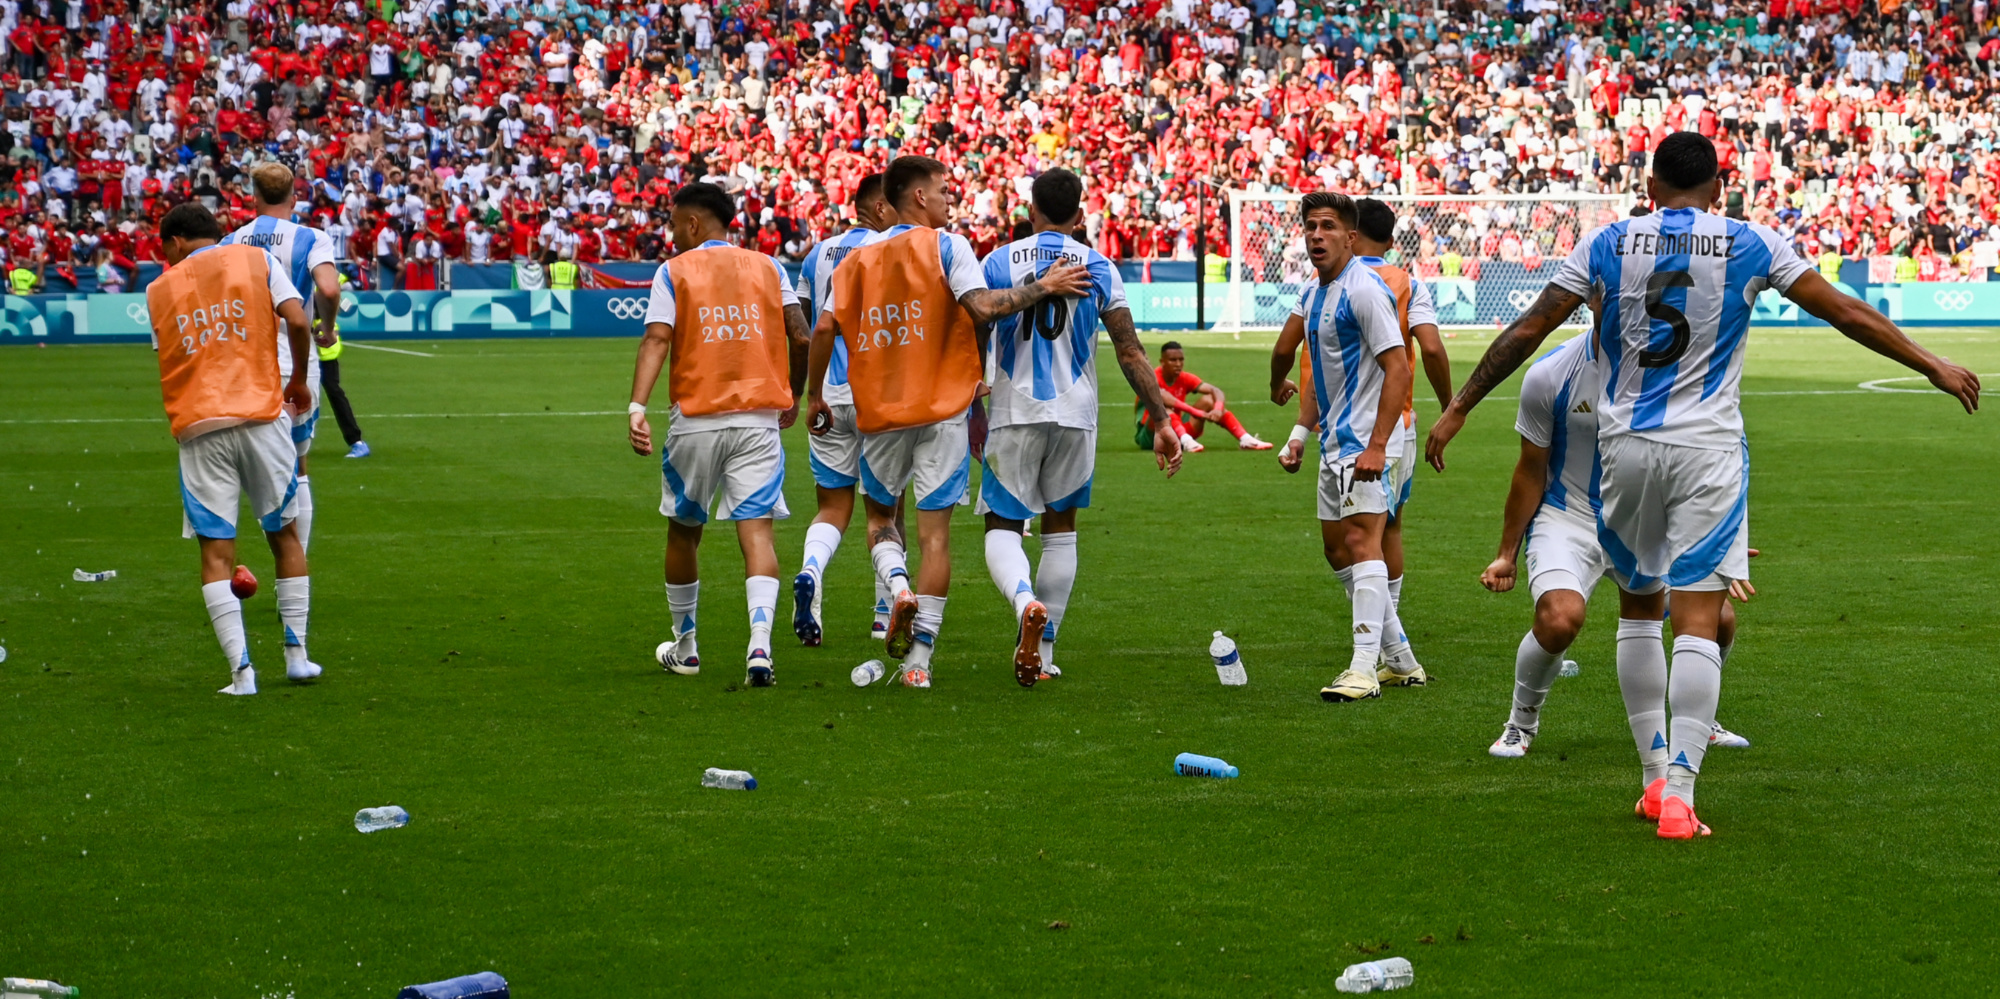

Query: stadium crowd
7;0;2000;290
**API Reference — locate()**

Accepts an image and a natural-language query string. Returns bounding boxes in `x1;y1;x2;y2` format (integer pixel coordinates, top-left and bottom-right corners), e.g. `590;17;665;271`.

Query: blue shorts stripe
978;460;1036;520
808;447;857;489
181;473;236;539
917;451;971;511
726;453;787;521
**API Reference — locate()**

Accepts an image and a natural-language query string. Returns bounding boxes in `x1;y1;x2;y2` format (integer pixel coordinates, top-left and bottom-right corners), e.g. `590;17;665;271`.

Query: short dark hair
159;202;223;243
1031;167;1084;225
1652;132;1718;192
883;155;947;208
1354;198;1396;243
672;182;737;228
1300;191;1357;228
852;172;883;209
1160;341;1184;354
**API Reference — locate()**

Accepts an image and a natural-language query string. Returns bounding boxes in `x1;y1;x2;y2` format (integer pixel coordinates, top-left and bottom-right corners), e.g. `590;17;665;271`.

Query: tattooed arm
779;302;811;429
1104;306;1183;478
1423;284;1585;472
959;262;1092;325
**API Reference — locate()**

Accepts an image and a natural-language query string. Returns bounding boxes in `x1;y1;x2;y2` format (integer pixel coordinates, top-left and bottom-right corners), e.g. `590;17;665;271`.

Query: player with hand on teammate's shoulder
1274;192;1417;703
627;182;813;688
974;167;1181;685
803;155;1091;689
1428;131;1979;841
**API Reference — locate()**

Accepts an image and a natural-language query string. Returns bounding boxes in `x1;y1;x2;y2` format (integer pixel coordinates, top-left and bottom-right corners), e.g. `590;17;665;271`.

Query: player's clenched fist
1481;556;1517;593
805;396;833;436
1278;436;1306;474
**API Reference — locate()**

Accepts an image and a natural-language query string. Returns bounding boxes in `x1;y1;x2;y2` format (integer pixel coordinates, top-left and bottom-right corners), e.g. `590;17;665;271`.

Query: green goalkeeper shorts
1133;408;1154;450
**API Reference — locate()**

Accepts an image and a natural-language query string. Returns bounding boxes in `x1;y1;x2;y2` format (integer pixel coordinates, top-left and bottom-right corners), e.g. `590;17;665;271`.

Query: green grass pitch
2;327;1997;997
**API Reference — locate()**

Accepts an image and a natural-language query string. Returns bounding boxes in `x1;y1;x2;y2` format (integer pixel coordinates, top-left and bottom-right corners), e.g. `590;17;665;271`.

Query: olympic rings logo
607;296;648;320
1507;289;1538;310
1933;290;1975;311
126;302;150;323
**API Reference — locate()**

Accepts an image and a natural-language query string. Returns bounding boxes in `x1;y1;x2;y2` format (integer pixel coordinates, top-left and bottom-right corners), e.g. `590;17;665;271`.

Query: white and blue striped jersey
798;227;876;406
980;231;1126;430
1291;257;1406;460
221;214;337;383
1549;207;1810;451
1516;335;1604;524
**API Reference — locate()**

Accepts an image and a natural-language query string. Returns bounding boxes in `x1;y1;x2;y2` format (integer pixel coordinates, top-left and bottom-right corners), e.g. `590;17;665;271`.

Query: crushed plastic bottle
1173;752;1238;778
0;646;8;664
4;978;79;998
71;569;116;582
1334;957;1413;993
851;659;886;687
1209;632;1246;686
354;806;410;833
702;768;757;790
396;971;508;999
1560;659;1581;678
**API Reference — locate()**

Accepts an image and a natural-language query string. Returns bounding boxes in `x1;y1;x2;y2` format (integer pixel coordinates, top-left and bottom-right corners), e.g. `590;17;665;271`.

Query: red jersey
1154;367;1202;402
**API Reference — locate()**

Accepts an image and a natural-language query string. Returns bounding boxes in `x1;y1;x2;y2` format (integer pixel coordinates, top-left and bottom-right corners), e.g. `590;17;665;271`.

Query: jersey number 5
1640;270;1694;368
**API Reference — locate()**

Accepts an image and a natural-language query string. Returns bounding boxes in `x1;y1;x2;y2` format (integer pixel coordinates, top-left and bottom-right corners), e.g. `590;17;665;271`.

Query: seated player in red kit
1134;341;1271;453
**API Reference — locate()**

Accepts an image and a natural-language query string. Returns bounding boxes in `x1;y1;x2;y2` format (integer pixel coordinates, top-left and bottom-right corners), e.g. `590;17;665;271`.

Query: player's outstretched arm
1784;271;1981;413
803;310;838;435
1483;438;1549;593
959;261;1092;325
277;297;315;414
1103;307;1182;478
1426;284;1584;472
627;321;673;456
1412;322;1454;414
779;302;810;430
1270;313;1305;404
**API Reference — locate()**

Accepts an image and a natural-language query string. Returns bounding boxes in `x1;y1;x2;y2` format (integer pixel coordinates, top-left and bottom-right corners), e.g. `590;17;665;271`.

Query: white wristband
628;401;647;415
1288;424;1310;446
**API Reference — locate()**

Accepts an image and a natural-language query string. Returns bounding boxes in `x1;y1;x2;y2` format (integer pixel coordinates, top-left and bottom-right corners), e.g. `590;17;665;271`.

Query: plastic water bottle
354;806;410;833
396;971;508;999
1560;659;1581;678
1173;752;1239;778
71;569;116;582
702;768;757;790
1334;957;1413;993
1210;632;1247;686
851;659;886;687
4;979;79;998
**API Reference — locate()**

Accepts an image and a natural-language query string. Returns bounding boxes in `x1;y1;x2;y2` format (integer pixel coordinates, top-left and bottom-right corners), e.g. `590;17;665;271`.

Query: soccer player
804;154;1089;688
1480;332;1751;758
1271;198;1453;686
1274;192;1415;703
977;167;1182;685
791;172;897;648
627;182;811;687
147;203;320;695
219;163;343;553
1144;343;1272;452
1427;132;1980;839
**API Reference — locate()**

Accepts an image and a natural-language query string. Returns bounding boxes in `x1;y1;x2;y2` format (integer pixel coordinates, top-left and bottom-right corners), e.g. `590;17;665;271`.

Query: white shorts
807;403;861;489
1317;449;1405;521
660;427;789;526
1387;422;1417;518
291;398;320;457
1525;507;1611;601
178;416;299;540
859;414;971;511
1597;435;1749;594
975;423;1095;519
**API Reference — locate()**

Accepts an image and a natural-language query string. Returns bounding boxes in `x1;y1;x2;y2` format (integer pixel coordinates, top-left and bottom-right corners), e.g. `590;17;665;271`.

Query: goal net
1218;191;1636;333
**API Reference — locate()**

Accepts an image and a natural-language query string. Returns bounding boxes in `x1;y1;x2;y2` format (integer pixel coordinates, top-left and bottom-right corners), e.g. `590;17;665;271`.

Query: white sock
873;576;891;628
745;575;778;656
984;529;1037;618
1348;560;1389;670
1664;634;1724;807
1511;629;1565;730
1036;531;1077;662
276;575;310;670
294;475;313;553
202;579;250;670
666;581;700;655
871;541;913;598
1333;565;1356;601
801;522;842;582
905;594;946;669
1616;618;1670;785
1380;575;1417;672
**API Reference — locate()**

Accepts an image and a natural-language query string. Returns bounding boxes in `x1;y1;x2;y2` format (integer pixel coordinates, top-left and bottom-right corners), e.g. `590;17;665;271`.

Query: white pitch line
343;342;438;357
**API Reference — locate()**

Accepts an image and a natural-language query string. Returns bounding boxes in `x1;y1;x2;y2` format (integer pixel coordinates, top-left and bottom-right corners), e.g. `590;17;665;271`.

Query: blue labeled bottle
1173;753;1238;778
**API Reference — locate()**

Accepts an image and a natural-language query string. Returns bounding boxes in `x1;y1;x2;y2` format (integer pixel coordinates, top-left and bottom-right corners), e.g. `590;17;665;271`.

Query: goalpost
1217;191;1637;333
